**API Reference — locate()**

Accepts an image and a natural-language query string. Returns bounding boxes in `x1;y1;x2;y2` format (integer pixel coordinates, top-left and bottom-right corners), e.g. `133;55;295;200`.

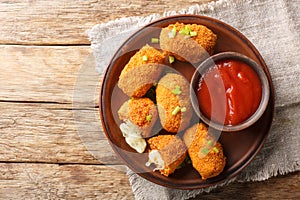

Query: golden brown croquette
147;135;187;176
118;44;165;97
156;73;192;133
183;123;226;180
160;22;217;63
118;97;158;138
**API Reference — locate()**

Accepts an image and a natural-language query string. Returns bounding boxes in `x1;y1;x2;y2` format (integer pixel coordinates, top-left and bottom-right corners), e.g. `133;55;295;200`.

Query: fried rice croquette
160;22;217;63
147;135;187;176
118;97;158;138
183;123;226;180
156;73;192;133
118;44;165;97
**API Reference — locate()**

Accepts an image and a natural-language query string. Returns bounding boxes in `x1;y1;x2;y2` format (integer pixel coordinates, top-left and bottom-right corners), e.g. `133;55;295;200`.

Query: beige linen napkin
88;0;300;199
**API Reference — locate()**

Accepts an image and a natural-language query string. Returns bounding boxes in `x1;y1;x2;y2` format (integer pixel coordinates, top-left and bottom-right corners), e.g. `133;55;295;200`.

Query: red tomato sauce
197;59;262;125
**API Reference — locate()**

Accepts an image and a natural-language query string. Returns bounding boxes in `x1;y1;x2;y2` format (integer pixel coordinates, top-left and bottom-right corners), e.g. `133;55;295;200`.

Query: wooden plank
0;163;133;199
0;102;120;164
0;163;299;199
0;0;212;45
0;45;99;104
196;171;300;199
1;102;299;199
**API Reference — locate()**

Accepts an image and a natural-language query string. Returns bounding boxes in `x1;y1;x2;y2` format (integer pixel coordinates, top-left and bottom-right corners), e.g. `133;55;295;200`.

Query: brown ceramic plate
99;15;274;189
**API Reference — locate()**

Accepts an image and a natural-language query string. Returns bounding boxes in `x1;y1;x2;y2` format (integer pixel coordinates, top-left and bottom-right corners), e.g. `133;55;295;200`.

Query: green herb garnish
207;140;213;147
185;25;191;33
190;31;197;37
171;85;181;95
172;106;181;115
142;55;148;61
179;25;197;37
213;147;219;153
151;37;159;43
146;115;152;122
180;107;187;112
169;55;175;64
172;27;177;36
201;147;209;155
179;25;191;35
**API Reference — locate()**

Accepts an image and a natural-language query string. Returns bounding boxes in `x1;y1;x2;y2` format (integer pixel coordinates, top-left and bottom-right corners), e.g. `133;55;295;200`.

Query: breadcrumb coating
128;98;156;127
160;22;217;63
183;123;226;180
156;73;192;133
147;135;187;176
118;97;158;138
118;44;165;97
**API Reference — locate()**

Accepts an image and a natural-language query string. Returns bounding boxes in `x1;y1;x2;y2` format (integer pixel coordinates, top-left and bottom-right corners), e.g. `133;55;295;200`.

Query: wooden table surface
0;0;299;199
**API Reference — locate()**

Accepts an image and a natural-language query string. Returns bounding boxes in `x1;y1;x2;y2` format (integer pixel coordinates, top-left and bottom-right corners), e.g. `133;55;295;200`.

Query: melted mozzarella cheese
145;150;165;171
119;120;146;153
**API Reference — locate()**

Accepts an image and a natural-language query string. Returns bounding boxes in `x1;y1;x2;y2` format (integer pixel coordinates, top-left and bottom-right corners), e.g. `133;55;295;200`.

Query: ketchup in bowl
197;59;262;126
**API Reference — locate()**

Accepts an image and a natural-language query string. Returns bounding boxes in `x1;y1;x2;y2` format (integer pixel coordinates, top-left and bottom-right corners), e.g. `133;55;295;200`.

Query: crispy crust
147;135;187;176
117;97;158;138
118;45;165;97
156;73;192;133
183;123;226;180
160;22;217;63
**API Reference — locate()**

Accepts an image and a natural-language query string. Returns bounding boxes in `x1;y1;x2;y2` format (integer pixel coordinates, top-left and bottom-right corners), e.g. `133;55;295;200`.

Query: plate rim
99;14;275;189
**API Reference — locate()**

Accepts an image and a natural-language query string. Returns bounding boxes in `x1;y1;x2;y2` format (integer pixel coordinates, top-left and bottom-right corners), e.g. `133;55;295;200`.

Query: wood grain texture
0;0;211;45
194;171;300;200
1;102;299;199
0;163;299;200
0;102;120;164
0;45;98;104
1;0;299;199
0;163;133;199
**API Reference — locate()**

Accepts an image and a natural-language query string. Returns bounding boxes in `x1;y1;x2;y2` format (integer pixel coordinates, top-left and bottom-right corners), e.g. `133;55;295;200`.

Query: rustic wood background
0;0;299;199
